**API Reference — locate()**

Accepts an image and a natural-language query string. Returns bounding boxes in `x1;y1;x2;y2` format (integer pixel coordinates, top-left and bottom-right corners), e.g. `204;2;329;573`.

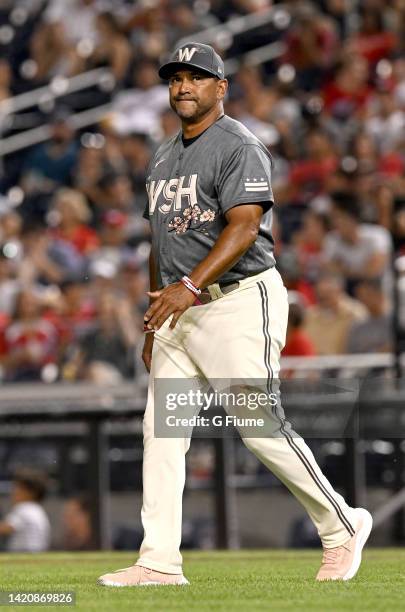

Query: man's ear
217;78;228;101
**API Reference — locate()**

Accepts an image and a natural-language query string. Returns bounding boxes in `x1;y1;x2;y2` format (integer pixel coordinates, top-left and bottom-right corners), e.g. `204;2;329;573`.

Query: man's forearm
188;220;258;290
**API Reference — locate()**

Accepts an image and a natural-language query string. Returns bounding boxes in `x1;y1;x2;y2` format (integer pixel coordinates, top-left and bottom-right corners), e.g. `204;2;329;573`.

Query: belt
197;280;240;305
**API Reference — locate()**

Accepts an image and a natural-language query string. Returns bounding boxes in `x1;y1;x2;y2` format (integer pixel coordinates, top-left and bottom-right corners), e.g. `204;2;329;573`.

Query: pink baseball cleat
316;508;373;581
98;564;189;587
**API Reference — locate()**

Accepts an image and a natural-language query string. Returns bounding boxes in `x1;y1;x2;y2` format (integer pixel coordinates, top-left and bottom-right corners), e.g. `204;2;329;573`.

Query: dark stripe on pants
257;280;355;538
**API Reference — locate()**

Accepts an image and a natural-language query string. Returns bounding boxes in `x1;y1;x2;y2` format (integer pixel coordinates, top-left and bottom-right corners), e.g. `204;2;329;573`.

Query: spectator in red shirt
1;288;60;382
51;189;100;255
294;210;331;283
283;302;316;357
278;250;316;306
322;55;373;120
43;280;97;347
345;8;397;67
288;129;338;204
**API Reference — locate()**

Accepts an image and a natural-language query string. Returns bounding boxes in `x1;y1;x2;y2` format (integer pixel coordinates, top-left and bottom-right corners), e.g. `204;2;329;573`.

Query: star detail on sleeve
243;176;269;191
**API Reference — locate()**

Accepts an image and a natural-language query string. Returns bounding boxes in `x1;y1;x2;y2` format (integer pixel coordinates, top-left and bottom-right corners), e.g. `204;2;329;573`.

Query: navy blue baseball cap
158;42;225;80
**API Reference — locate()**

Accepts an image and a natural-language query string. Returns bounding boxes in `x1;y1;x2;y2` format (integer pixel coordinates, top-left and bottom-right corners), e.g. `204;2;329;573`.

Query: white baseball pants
136;267;355;574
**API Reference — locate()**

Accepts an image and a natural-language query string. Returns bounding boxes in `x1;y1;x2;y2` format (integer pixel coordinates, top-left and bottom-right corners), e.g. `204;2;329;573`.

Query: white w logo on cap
178;47;197;62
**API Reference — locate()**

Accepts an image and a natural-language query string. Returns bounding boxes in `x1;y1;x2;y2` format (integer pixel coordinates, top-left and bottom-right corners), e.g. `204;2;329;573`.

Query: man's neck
181;106;223;139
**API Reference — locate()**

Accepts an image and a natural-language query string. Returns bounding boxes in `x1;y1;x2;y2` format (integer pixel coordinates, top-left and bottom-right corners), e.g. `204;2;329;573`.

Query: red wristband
180;275;201;297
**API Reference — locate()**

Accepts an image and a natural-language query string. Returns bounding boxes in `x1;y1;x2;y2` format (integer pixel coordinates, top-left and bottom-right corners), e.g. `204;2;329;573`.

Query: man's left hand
144;283;197;331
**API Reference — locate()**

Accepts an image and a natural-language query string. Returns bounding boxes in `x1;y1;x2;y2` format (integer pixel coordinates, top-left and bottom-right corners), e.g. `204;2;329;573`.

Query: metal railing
179;3;288;75
177;4;287;47
0;68;113;117
281;352;405;371
0;103;112;156
225;40;286;75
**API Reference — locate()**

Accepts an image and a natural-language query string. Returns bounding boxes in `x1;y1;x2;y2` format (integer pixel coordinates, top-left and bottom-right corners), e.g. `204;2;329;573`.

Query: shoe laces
322;548;339;565
321;543;350;565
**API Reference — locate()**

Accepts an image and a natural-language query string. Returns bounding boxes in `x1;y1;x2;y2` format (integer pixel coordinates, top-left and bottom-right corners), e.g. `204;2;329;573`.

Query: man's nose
178;79;192;94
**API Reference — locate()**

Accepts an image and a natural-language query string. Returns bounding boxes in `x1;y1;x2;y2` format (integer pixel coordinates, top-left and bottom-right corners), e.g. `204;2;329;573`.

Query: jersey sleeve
216;144;274;213
4;506;25;531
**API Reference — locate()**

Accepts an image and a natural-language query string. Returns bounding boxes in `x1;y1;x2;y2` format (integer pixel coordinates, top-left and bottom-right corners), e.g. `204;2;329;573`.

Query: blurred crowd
0;0;404;383
0;468;121;552
0;466;210;552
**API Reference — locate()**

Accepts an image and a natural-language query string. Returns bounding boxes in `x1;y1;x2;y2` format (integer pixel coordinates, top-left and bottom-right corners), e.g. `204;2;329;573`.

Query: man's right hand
142;332;155;372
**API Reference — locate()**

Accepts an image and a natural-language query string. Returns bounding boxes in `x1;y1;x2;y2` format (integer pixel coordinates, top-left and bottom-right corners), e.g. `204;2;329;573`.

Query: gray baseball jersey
144;115;276;287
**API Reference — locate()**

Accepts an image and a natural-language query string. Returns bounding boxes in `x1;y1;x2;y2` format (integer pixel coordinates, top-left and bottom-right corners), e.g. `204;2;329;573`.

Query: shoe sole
342;508;373;581
98;577;190;587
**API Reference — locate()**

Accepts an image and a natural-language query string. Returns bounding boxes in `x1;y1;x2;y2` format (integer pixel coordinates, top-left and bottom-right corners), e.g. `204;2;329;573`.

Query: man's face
316;279;340;308
12;483;30;505
330;206;357;240
52;121;73;144
168;69;226;122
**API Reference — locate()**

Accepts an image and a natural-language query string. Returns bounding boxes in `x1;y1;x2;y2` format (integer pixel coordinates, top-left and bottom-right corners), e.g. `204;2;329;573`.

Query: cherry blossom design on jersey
168;205;216;234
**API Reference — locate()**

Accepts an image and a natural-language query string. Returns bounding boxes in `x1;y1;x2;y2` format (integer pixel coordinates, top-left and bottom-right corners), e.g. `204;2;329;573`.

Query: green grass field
1;549;404;611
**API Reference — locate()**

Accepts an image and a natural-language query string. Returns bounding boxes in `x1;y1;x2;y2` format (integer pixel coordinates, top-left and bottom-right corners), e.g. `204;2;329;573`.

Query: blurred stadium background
0;0;404;554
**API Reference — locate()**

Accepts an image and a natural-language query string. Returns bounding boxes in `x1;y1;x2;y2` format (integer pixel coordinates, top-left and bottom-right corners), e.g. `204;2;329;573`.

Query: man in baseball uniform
99;43;372;587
